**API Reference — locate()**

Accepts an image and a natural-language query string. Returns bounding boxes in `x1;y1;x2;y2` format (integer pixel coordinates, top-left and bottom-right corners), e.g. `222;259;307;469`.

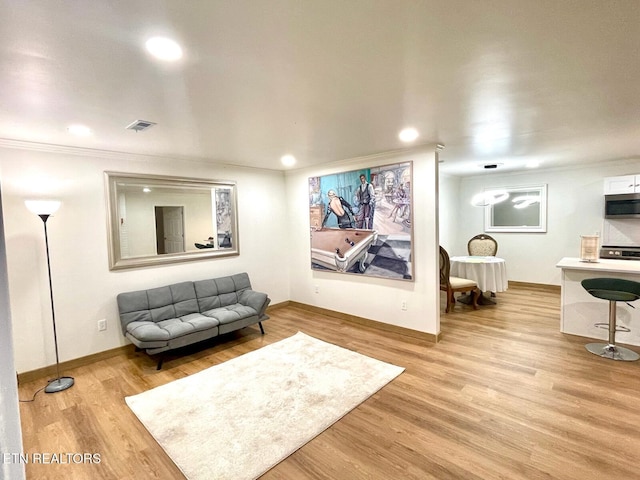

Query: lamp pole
40;214;72;392
26;200;74;394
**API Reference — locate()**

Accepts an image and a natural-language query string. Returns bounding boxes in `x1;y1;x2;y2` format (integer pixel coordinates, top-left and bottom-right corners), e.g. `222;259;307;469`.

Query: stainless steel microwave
605;193;640;218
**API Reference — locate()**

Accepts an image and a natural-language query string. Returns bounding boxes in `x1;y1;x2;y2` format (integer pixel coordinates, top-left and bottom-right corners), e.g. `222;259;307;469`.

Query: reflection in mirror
105;172;239;270
483;184;547;232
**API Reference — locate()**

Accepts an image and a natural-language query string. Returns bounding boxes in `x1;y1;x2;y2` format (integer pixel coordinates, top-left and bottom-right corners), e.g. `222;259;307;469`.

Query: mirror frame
105;172;239;270
484;184;547;233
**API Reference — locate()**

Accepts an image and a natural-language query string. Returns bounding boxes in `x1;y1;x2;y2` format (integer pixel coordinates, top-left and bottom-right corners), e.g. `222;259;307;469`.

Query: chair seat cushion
450;276;477;289
586;289;639;302
582;278;640;302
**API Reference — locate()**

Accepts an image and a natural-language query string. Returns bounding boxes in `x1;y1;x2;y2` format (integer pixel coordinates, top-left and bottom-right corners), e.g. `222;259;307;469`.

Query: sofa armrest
239;289;270;318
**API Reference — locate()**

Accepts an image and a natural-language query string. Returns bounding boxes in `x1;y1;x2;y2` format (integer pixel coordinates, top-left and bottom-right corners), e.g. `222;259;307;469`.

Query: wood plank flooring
17;284;640;479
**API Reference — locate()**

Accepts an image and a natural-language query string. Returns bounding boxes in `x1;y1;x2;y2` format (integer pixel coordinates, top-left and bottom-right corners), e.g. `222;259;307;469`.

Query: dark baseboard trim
286;301;440;343
266;300;292;311
509;281;561;293
18;345;131;385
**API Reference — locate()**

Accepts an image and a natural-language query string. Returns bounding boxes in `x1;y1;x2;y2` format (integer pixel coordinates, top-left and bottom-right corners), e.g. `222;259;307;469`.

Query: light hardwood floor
18;284;640;479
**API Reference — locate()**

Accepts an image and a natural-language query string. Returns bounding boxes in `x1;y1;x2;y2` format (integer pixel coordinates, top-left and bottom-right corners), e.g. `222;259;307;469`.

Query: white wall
0;147;290;373
285;147;440;337
0;185;25;480
449;159;640;285
437;173;460;252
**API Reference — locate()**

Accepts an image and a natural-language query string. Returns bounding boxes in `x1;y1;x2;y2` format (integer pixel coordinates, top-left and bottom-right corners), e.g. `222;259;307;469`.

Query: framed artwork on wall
308;161;413;281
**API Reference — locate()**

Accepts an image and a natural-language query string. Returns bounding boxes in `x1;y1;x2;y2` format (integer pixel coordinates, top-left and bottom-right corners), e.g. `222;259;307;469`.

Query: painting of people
308;162;413;280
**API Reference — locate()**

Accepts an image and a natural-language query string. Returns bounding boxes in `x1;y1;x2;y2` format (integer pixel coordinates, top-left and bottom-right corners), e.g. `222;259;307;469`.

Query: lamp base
45;376;74;393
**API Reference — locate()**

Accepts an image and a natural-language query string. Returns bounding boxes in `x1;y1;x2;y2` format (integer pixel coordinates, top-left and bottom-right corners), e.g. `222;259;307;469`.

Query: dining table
450;255;508;305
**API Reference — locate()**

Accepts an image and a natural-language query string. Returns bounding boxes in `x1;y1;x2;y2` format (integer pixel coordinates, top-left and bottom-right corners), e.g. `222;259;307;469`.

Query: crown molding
284;142;440;176
0;137;158;161
0;137;283;174
0;137;232;166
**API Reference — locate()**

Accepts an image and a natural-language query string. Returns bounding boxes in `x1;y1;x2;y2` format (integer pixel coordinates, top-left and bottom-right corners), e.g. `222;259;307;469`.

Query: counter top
556;257;640;274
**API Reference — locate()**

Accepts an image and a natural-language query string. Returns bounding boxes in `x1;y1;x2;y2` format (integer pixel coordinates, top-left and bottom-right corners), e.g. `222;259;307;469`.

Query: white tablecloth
450;256;508;293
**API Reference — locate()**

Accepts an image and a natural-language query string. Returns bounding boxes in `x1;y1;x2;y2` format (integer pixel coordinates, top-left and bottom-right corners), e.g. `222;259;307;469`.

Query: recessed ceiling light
399;128;419;142
67;124;92;136
526;161;541;169
145;37;183;61
143;187;151;193
281;155;296;167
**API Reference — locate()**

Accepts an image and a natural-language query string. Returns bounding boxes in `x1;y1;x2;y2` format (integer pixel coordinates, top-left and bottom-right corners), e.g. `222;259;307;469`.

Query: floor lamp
25;200;74;393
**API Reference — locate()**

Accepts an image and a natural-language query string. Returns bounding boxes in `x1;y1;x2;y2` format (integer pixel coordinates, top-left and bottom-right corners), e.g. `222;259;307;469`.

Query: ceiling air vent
126;120;157;132
480;163;504;170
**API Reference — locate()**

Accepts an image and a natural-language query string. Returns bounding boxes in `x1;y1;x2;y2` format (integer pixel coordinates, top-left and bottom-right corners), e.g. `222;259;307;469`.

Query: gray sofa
117;272;270;369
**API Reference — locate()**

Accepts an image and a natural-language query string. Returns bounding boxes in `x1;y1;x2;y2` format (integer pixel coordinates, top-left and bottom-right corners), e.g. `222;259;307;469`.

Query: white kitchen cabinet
603;175;640;194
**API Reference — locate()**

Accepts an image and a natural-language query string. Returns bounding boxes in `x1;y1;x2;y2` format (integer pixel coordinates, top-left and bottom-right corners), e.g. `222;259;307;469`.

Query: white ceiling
1;1;639;176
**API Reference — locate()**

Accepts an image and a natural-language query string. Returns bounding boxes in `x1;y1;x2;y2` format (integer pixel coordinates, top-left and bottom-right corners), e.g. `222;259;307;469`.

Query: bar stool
581;277;640;361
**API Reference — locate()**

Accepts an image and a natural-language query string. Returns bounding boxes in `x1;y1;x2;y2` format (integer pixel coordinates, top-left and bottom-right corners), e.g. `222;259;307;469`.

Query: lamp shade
25;200;61;215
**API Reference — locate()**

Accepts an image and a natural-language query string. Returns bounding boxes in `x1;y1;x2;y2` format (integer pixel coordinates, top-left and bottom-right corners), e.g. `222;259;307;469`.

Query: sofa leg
258;322;265;335
156;356;164;370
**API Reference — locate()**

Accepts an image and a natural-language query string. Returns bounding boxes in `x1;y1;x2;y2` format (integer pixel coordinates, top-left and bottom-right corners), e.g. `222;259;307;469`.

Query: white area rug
125;332;404;480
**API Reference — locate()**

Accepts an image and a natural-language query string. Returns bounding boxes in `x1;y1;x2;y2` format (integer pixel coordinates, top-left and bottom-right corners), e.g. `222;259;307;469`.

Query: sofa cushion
170;282;200;317
239;290;269;317
126;321;171;342
145;282;200;322
202;304;258;325
195;273;251;311
126;313;219;342
117;290;153;334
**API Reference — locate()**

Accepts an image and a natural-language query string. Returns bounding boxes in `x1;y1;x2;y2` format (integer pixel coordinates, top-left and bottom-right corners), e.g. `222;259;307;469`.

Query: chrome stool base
585;343;640;362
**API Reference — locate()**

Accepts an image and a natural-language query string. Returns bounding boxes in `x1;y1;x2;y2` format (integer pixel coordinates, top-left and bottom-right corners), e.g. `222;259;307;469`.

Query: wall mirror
105;172;239;270
483;184;547;233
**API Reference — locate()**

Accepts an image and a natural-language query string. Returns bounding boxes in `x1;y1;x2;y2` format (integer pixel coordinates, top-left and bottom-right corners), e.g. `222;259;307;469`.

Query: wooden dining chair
467;234;498;256
439;246;480;313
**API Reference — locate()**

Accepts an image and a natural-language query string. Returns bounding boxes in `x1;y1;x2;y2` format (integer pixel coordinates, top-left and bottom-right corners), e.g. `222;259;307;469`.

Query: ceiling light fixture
512;195;540;209
281;155;296;167
471;190;509;207
399;128;419;143
67;124;92;136
145;37;183;61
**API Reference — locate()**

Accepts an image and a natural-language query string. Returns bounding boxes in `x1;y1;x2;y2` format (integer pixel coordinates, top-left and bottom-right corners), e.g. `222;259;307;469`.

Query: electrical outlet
401;300;407;311
314;285;319;294
97;319;107;331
